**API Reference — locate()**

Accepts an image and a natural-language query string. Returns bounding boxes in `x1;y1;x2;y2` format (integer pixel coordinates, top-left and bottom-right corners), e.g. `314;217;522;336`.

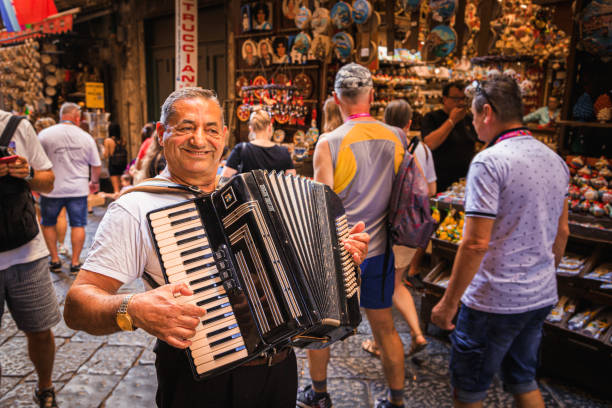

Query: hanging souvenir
258;39;274;66
252;75;268;100
402;0;422;12
251;2;273;31
272;72;290;86
237;104;251;121
241;39;260;66
293;73;313;99
293;129;306;144
309;34;332;62
423;25;456;61
235;76;249;97
240;4;252;32
282;0;303;20
332;32;354;61
305;109;319;145
273;128;286;143
355;40;377;65
292;32;312;55
311;7;331;35
272;37;290;64
295;6;312;29
351;0;372;25
275;111;290;124
429;0;457;22
331;1;353;30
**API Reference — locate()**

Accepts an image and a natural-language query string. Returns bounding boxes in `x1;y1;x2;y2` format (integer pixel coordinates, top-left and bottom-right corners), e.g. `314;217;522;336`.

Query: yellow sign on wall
85;82;105;109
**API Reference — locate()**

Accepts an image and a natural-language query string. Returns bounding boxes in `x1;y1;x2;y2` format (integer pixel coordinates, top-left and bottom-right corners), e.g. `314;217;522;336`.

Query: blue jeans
450;304;553;403
40;196;88;227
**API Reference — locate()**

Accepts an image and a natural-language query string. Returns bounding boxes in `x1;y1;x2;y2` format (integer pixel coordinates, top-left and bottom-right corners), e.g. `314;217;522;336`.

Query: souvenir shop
229;0;612;398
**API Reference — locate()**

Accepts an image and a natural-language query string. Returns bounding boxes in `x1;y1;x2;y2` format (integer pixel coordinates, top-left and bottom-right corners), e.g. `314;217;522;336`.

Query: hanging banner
0;9;76;45
175;0;198;90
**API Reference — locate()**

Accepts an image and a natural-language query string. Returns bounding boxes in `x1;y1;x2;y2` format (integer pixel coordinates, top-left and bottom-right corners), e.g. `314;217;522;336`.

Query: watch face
116;313;133;331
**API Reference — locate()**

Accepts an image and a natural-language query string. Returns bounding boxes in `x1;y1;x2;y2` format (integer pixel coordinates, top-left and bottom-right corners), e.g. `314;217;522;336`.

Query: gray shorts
0;257;61;332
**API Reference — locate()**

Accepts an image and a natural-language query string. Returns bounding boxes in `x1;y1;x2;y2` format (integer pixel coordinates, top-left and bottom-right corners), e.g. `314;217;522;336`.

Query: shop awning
0;7;79;44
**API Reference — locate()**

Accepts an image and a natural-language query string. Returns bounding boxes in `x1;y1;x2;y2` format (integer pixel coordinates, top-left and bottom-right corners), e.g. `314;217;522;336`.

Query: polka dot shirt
462;135;569;314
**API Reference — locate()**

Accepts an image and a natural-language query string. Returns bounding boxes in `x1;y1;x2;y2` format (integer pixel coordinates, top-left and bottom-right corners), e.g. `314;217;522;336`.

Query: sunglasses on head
471;80;497;113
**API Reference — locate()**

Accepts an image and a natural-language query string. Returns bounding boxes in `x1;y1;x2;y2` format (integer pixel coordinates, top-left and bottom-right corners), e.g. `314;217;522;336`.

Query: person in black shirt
421;81;477;192
221;109;295;180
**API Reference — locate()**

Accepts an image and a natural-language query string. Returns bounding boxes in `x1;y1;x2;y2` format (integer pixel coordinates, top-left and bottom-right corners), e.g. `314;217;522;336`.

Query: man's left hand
431;299;457;331
7;156;30;179
343;221;369;265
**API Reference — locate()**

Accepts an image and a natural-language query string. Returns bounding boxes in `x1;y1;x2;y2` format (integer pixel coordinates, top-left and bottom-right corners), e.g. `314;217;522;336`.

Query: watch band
118;293;135;315
24;165;34;182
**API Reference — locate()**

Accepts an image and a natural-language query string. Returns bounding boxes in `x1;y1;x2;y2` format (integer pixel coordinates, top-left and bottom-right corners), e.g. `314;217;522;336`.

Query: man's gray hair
473;75;523;123
59;102;81;118
160;87;224;125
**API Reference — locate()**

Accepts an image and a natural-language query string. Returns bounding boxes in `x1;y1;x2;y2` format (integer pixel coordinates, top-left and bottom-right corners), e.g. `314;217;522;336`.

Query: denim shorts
0;257;61;332
450;304;553;403
359;252;395;309
40;196;88;227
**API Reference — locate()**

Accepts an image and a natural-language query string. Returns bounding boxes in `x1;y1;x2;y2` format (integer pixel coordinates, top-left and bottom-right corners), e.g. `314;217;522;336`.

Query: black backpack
0;116;40;252
109;140;128;168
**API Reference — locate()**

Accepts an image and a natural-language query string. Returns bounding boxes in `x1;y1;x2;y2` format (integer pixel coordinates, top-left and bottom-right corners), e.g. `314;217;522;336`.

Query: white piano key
161;240;210;262
157;228;207;249
162;245;212;266
190;327;241;352
175;284;226;306
192;315;237;338
165;256;215;276
149;202;197;222
195;346;248;375
192;337;245;362
166;265;218;284
153;218;202;238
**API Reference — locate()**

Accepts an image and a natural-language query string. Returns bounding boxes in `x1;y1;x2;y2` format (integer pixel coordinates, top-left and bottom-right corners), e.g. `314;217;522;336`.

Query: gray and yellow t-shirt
323;119;405;258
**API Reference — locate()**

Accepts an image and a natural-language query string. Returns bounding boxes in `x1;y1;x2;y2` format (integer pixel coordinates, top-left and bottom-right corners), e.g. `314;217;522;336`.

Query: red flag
13;0;57;26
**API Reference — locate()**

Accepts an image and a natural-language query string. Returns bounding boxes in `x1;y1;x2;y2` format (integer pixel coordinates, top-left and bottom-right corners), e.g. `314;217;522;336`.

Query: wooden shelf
557;120;612;129
236;64;321;73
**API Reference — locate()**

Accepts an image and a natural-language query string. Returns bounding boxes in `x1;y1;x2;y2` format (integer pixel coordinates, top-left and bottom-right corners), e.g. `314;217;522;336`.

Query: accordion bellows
147;170;361;381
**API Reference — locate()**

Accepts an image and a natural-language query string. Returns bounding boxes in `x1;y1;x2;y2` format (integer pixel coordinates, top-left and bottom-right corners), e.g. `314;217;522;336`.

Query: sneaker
374;398;403;408
57;244;68;256
69;263;82;275
49;261;62;273
296;384;332;408
34;387;58;408
403;274;424;290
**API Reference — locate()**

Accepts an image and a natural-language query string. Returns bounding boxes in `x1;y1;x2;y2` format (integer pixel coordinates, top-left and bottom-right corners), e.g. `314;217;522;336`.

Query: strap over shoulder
119;178;205;197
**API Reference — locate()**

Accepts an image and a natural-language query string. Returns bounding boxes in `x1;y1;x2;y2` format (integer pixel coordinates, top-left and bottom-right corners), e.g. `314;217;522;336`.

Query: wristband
448;118;455;127
24;166;34;182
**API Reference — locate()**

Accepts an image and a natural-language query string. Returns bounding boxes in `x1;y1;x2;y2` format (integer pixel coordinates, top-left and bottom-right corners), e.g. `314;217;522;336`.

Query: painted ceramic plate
311;7;331;34
429;0;457;21
403;0;423;12
282;0;303;20
235;76;249;97
352;0;372;24
332;32;354;61
293;129;306;144
237;104;251;121
252;75;268;99
295;6;312;29
331;1;353;29
293;32;312;55
273;128;286;143
294;72;313;98
272;73;289;86
424;25;456;60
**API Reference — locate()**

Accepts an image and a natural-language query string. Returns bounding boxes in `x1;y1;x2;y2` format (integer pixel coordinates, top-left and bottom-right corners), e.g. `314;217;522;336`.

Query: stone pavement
1;205;610;407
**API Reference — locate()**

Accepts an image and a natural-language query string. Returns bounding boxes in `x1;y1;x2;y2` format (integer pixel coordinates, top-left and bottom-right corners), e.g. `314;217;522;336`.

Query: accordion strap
120;178;206;197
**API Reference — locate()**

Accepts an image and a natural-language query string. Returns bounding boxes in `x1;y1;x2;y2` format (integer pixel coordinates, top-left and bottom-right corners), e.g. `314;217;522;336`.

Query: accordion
147;170;361;381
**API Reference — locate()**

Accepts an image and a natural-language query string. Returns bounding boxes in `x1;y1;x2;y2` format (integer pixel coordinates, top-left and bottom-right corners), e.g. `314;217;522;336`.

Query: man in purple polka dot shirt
431;75;570;408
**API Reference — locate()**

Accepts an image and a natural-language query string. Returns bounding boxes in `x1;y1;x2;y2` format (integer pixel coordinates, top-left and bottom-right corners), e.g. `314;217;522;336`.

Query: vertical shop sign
85;82;105;109
175;0;198;89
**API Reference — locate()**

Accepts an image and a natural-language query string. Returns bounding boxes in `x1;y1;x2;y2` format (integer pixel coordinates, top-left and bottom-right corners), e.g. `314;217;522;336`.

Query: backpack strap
119;178;206;197
0;116;25;147
407;135;420;155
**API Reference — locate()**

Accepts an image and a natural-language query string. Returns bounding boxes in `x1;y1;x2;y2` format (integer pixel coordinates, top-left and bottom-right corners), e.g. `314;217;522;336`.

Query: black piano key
175;225;204;237
206;302;231;313
185;261;216;275
210;332;242;348
207;323;239;338
190;273;220;286
168;207;196;219
170;215;200;226
193;282;222;294
213;344;246;360
177;234;208;247
181;245;211;257
196;294;227;307
202;311;234;325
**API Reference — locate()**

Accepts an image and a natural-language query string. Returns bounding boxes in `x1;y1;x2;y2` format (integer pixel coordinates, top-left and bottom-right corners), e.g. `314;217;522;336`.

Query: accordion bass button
214;249;226;261
223;280;235;291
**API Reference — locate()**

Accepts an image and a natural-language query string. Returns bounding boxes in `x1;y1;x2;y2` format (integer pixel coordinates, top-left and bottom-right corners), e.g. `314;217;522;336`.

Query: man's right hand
449;107;467;125
129;283;207;349
0;162;7;177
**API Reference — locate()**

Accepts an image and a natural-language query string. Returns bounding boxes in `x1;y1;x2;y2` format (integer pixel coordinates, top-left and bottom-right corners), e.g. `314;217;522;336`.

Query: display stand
421;199;612;398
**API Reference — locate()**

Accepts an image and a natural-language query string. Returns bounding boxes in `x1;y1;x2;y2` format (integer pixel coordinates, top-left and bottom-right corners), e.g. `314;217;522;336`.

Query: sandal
408;335;428;356
362;338;381;358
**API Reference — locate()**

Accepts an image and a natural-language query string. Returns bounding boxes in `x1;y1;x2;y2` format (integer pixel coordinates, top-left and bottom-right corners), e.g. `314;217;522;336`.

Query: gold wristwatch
116;294;136;331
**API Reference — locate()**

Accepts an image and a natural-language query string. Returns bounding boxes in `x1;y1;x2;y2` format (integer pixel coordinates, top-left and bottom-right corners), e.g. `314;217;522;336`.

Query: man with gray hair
39;102;101;274
63;87;369;407
297;63;408;408
432;76;569;408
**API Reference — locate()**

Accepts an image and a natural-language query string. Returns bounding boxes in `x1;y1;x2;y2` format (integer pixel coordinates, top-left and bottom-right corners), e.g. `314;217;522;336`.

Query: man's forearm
440;243;487;307
64;284;124;335
424;119;454;150
29;169;54;194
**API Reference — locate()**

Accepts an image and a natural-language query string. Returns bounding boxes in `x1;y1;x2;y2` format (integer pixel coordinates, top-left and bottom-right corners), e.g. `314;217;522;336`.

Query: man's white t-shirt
413;141;437;184
38;123;101;198
0;111;53;270
82;187;193;288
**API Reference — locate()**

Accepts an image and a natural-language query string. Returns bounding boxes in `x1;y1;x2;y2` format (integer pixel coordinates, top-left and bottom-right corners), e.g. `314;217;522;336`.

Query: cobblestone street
1;205;610;407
